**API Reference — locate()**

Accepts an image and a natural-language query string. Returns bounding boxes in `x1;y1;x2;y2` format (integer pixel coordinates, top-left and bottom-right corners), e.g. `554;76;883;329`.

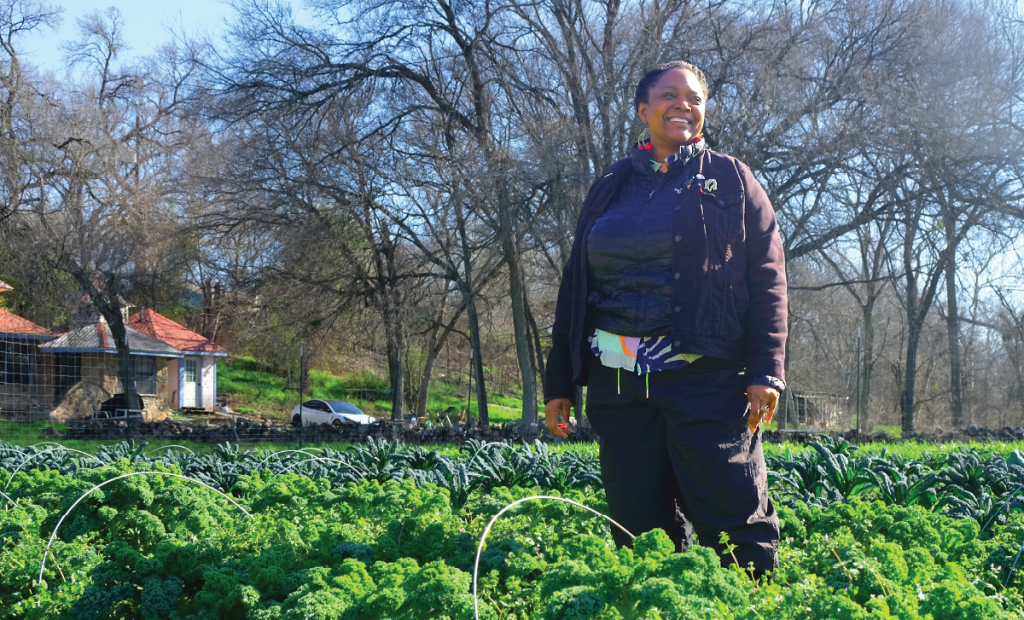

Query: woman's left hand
746;385;780;432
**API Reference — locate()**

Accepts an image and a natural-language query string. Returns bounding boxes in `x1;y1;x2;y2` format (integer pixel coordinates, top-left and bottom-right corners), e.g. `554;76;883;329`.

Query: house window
1;341;32;385
54;353;81;402
134;357;158;395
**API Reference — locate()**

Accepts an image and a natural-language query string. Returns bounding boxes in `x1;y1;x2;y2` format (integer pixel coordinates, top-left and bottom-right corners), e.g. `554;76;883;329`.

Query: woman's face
638;68;705;152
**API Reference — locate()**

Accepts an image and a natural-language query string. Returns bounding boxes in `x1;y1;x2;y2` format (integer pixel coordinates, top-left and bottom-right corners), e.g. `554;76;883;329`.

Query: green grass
216;356;531;423
760;440;1024;459
869;423;903;436
217;357;399;419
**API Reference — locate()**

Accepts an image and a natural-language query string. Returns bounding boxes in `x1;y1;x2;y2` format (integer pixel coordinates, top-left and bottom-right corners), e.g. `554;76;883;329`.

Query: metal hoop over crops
3;448;105;497
251;449;325;473
472;496;635;620
29;442;71;450
38;471;254;585
143;445;196;456
0;490;18;508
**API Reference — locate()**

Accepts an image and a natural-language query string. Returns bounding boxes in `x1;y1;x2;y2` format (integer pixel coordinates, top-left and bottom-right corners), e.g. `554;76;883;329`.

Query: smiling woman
543;60;789;579
635;63;707;171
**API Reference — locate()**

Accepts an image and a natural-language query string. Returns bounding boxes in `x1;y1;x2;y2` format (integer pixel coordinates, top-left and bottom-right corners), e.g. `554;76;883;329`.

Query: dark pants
586;357;779;574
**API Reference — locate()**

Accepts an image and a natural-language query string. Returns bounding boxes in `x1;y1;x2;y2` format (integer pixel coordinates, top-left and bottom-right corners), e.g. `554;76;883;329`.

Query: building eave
40;347;184;358
0;331;55;341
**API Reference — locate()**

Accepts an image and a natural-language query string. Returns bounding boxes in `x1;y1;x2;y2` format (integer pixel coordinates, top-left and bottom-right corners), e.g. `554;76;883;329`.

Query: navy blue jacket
543;149;787;404
588;149;688;337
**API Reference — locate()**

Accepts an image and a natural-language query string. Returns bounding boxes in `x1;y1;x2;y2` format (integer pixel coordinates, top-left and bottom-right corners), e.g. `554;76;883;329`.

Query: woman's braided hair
634;61;709;111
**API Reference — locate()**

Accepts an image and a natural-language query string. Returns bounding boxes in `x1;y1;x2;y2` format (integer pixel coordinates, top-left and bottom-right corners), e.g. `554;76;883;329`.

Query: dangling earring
636;126;653;150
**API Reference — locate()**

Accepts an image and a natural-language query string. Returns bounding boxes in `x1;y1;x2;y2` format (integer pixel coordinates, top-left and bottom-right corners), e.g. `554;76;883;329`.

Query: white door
183;358;200;407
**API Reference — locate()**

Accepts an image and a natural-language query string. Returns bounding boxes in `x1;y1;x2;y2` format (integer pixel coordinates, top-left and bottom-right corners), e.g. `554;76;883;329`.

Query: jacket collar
628;137;707;176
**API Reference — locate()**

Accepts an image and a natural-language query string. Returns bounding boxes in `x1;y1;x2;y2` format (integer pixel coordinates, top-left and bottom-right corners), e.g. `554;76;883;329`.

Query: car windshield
324;400;362;414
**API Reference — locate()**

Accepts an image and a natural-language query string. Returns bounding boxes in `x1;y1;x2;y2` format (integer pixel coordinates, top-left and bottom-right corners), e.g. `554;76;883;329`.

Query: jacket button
674;206;680;212
673;340;681;348
674;306;681;312
674;235;681;242
673;272;680;279
716;199;725;206
587;336;593;343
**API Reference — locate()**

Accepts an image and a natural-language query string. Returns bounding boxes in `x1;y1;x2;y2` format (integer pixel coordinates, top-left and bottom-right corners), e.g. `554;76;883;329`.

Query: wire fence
0;326;247;447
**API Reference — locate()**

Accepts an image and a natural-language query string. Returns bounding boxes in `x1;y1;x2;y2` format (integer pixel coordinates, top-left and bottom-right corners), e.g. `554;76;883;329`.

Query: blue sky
20;0;236;73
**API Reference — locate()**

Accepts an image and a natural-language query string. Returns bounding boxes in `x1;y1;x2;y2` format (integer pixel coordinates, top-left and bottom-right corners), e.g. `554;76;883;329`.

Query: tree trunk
778;303;793;430
454;197;489;424
460;284;488;423
900;207;920;438
415;351;440;419
944;216;964;428
503;237;538;424
525;294;545;393
859;297;877;433
94;297;141;425
383;304;405;422
391;348;403;428
415;303;465;418
901;317;921;437
416;331;438;419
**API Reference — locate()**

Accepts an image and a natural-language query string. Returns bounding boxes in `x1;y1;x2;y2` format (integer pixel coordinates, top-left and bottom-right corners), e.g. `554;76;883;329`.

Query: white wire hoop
472;496;634;620
0;489;18;508
251;449;326;474
3;448;105;498
143;445;196;456
38;471;253;585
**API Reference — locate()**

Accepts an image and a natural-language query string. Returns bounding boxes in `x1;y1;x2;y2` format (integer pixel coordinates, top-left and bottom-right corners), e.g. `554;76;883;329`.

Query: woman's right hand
545;398;573;438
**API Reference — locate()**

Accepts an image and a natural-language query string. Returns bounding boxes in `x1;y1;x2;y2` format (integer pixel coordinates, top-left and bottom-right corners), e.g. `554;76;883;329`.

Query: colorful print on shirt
590;328;702;375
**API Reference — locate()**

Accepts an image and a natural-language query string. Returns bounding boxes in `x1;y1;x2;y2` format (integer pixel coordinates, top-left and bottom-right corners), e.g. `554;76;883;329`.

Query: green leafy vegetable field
2;438;1024;619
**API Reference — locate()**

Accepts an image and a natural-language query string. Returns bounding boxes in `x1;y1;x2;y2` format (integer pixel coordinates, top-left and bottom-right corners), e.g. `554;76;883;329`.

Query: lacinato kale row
2;438;1024;618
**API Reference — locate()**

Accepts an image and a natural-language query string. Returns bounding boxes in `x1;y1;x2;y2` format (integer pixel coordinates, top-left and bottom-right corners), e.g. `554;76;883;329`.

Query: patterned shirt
590;328;702;375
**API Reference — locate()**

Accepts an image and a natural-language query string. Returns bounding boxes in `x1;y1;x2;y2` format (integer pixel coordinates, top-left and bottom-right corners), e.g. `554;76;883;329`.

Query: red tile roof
0;308;51;337
129;309;227;355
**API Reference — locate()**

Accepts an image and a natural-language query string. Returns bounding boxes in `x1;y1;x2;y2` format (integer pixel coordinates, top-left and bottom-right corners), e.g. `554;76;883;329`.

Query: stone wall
59;417;1024;445
0;384;52;421
50;353;172;422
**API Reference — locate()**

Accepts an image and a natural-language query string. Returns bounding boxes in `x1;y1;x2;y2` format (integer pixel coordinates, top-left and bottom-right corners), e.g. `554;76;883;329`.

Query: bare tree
11;9;205;410
0;0;61;223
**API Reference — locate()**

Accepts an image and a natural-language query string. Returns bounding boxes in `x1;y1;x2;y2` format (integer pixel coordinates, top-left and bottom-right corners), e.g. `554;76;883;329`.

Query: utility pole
466;348;474;420
392;349;403;421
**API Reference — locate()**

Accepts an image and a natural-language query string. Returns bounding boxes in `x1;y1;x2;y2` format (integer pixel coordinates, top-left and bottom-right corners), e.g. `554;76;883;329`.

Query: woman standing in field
544;61;787;577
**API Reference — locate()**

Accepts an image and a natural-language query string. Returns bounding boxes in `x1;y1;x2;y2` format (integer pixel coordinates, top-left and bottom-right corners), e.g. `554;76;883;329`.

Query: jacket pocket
700;189;743;236
699;190;743;338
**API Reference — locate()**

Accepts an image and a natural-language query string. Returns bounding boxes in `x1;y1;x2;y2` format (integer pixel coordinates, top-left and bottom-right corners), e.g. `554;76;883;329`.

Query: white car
291;399;375;427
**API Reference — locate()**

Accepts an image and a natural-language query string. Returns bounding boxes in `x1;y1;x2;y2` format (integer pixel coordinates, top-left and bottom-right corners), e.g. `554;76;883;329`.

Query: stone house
128;309;227;412
40;319;182;422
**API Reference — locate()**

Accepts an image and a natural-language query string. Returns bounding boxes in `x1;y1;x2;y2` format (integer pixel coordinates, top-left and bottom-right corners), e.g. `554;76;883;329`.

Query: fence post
392;350;403;440
855;326;862;442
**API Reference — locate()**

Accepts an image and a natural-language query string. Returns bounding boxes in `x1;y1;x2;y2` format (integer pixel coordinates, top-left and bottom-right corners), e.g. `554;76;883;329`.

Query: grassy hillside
217;356;528;423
